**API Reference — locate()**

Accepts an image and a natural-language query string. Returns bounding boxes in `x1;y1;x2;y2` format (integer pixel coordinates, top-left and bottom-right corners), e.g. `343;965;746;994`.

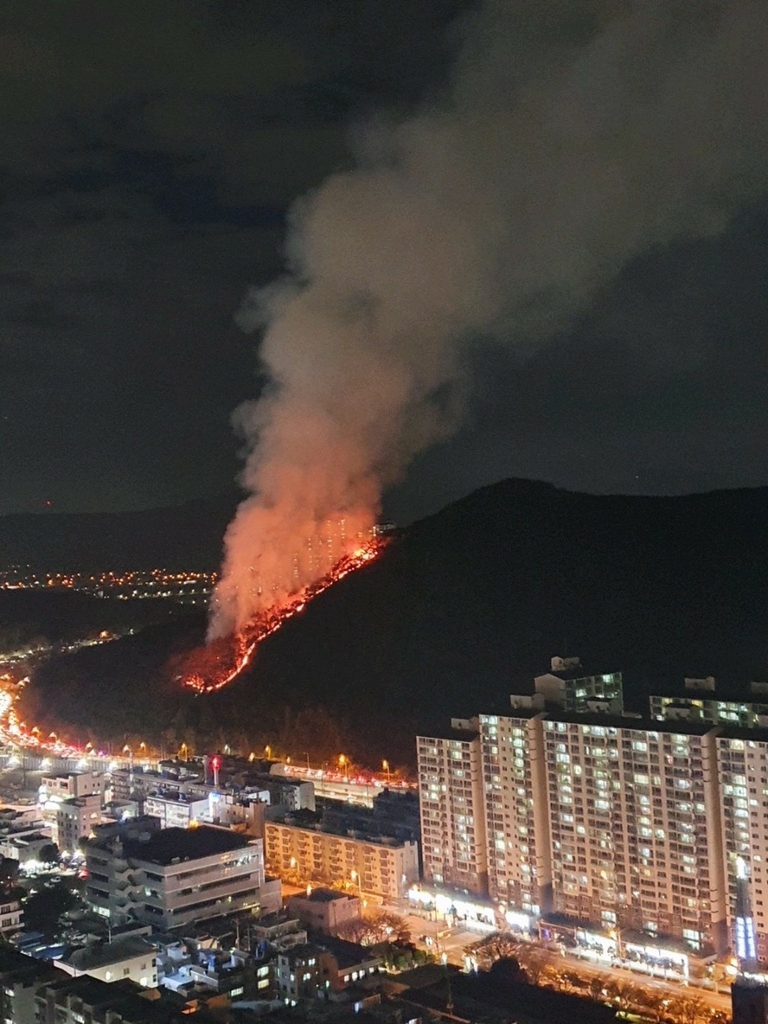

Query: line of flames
0;539;386;753
182;538;386;694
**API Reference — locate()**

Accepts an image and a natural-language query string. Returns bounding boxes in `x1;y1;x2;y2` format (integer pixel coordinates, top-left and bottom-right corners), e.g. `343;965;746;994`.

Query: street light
180;742;188;762
350;869;362;898
265;744;272;759
382;759;391;785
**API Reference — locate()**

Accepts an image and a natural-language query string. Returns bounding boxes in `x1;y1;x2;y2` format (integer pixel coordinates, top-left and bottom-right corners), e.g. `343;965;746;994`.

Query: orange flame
182;538;385;694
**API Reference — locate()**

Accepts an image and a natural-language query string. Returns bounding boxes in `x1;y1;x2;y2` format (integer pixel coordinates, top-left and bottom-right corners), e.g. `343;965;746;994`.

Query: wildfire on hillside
180;538;385;694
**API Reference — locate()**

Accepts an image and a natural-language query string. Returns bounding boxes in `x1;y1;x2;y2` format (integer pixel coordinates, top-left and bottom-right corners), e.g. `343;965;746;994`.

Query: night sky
2;0;767;521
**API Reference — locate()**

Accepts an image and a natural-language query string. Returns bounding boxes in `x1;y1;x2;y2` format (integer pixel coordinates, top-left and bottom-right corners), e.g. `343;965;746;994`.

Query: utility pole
442;953;454;1014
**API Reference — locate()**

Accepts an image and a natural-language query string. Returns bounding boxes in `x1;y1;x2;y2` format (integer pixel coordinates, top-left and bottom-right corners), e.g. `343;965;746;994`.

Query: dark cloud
0;0;766;520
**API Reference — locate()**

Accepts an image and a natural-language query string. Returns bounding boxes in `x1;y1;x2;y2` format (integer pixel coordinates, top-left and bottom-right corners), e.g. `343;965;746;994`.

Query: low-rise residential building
0;900;22;936
287;888;361;936
143;794;209;830
58;935;158;987
265;821;418;900
34;975;180;1024
158;945;255;1000
39;771;103;835
249;912;308;952
40;770;101;802
84;824;281;929
0;947;59;1024
0;830;52;866
54;792;102;852
274;939;382;1002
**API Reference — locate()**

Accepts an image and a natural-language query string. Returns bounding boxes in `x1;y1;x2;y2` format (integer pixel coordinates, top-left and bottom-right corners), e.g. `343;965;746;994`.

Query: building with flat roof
54;793;102;853
265;821;418;900
417;658;768;961
416;720;488;895
0;947;59;1024
274;939;382;1002
143;793;209;830
542;714;726;953
650;677;768;729
287;888;361;936
478;708;552;920
716;729;768;964
534;657;624;715
58;936;158;988
84;824;280;930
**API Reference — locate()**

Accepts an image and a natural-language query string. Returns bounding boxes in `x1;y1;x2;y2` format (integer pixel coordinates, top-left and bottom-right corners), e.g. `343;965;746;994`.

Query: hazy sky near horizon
2;0;768;520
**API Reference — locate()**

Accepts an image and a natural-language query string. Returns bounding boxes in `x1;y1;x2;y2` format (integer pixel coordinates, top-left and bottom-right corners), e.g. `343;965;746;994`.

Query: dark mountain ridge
21;478;768;765
0;493;238;571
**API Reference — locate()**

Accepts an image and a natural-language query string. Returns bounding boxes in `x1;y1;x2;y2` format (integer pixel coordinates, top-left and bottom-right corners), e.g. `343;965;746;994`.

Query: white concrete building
39;771;102;834
39;770;101;802
58;936;158;987
84;825;280;929
0;831;51;866
143;794;209;830
54;793;102;853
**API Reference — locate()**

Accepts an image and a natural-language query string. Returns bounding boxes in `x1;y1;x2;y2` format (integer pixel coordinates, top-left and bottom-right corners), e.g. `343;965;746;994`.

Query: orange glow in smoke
181;539;385;694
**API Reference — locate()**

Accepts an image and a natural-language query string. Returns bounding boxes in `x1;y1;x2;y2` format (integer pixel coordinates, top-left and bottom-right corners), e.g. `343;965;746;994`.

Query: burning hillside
180;538;385;693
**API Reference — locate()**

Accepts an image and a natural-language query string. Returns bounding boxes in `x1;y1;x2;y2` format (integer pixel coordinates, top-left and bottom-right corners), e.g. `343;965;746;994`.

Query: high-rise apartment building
534;657;624;715
416;659;768;960
716;731;768;963
651;679;768;729
417;720;488;895
478;710;551;918
542;716;726;952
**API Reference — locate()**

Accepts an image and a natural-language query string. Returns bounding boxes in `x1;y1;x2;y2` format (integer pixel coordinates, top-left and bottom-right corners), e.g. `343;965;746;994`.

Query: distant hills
0;494;237;570
16;478;768;766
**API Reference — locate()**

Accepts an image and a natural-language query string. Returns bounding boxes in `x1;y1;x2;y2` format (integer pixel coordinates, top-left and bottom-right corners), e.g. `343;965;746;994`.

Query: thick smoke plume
209;0;768;639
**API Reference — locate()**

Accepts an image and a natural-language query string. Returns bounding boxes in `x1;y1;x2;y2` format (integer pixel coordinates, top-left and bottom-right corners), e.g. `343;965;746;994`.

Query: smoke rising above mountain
208;0;768;639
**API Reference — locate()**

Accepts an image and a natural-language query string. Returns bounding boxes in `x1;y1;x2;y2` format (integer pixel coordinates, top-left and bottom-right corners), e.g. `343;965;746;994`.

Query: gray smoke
209;0;768;638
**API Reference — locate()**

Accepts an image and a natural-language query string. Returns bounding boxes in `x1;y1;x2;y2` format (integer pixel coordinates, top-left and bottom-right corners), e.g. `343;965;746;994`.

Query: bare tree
604;979;649;1015
465;931;523;971
587;973;611;1002
667;995;710;1024
336;910;411;947
514;945;554;985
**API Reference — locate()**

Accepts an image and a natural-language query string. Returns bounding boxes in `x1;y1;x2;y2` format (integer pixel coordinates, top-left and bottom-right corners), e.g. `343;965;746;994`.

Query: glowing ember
181;538;385;694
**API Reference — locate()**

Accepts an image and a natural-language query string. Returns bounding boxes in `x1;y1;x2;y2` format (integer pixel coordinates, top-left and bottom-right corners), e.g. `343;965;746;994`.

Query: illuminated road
384;910;732;1015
